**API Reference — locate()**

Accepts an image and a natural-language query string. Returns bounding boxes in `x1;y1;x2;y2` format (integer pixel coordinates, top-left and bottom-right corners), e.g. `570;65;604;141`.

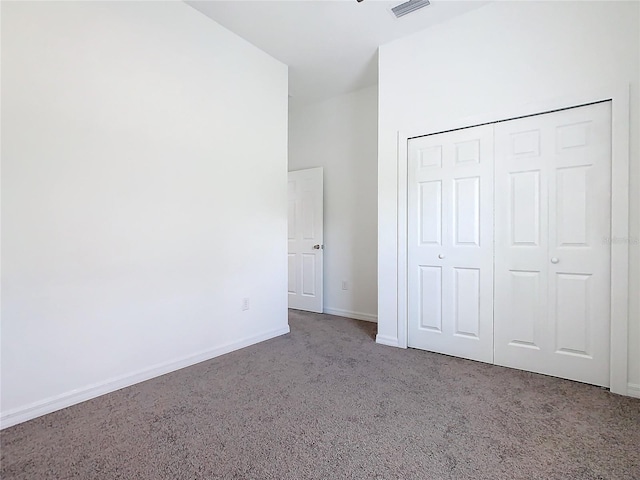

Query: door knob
313;244;323;250
438;254;445;259
550;257;559;264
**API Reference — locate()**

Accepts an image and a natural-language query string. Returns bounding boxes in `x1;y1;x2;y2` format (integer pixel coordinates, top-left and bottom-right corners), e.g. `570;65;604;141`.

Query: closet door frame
396;84;630;395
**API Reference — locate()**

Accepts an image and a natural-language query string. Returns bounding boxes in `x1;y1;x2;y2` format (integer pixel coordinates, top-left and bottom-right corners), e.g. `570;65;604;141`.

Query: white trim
397;131;408;349
627;383;640;399
376;334;400;347
323;307;377;323
396;84;630;395
0;325;290;430
608;86;631;396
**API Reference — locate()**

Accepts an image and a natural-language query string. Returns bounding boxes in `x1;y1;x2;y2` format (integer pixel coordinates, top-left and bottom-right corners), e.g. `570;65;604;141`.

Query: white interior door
407;125;494;363
494;102;612;386
288;168;323;313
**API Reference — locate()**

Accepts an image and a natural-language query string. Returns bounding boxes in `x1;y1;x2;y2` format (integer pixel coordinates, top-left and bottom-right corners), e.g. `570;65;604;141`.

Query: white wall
1;1;288;426
377;2;640;390
289;86;378;321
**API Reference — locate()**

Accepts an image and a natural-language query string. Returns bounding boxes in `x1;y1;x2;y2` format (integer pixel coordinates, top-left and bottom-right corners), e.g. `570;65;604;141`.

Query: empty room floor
1;310;639;479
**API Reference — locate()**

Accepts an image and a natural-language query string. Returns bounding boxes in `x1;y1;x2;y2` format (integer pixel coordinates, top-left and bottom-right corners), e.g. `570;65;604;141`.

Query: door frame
395;84;630;395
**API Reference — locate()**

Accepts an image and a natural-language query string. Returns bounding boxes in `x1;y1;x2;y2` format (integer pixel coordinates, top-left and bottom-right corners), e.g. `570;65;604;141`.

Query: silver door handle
313;244;324;250
550;257;559;264
438;254;445;259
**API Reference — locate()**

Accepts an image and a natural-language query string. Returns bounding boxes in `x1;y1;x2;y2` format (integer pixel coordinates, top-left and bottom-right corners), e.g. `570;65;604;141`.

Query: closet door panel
407;125;494;363
494;102;612;387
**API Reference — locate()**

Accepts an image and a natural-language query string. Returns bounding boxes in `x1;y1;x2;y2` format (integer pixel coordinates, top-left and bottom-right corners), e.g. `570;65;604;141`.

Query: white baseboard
628;383;640;399
0;325;290;430
375;334;400;347
323;307;377;323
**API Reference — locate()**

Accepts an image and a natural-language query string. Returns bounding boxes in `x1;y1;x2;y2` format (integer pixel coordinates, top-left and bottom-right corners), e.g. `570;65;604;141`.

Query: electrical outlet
341;280;348;291
242;297;250;311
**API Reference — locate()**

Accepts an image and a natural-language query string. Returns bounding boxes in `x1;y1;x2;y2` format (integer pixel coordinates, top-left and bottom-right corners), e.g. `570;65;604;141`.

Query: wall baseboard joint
323;307;377;323
375;334;400;347
627;383;640;399
0;325;290;430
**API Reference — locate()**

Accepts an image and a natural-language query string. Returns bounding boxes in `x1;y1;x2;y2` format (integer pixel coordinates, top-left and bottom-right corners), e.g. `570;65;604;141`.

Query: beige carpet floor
1;309;639;479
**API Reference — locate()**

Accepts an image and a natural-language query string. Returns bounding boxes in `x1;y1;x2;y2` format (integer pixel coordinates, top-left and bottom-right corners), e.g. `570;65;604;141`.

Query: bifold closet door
494;102;612;386
407;125;494;363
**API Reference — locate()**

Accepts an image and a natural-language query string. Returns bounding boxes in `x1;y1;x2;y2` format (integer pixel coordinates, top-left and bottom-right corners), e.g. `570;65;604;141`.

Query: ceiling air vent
391;0;430;18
